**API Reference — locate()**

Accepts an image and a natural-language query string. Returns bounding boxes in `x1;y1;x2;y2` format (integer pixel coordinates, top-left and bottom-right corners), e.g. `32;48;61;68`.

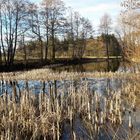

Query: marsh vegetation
0;71;140;140
0;0;139;139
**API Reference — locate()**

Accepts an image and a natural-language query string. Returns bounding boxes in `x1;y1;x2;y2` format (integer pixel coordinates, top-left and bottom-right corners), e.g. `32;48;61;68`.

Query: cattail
104;97;107;113
47;98;50;112
70;107;73;128
94;123;97;133
100;111;104;125
57;120;60;140
1;132;4;140
92;113;95;125
39;93;42;114
73;131;76;140
52;122;56;140
128;111;133;130
95;112;98;124
110;100;113;114
88;101;91;120
119;111;122;125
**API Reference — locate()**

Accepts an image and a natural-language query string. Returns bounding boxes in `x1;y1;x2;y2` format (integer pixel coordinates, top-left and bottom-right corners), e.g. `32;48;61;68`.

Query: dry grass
0;68;140;81
0;76;140;140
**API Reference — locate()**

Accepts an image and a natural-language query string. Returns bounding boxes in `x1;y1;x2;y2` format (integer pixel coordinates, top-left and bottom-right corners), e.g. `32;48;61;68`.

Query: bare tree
99;13;112;71
0;0;30;66
118;0;140;62
21;32;27;65
80;17;93;58
99;13;112;35
66;9;93;59
41;0;66;60
41;0;50;60
73;12;81;58
66;10;83;59
28;3;44;62
99;13;112;59
65;8;75;58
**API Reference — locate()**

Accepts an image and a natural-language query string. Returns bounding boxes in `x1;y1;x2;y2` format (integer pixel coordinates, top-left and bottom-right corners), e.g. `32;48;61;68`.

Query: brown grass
0;68;140;81
0;76;140;139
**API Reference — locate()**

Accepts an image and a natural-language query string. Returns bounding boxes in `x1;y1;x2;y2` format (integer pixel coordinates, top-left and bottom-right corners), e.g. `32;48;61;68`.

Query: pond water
0;78;122;95
49;59;140;73
51;59;121;72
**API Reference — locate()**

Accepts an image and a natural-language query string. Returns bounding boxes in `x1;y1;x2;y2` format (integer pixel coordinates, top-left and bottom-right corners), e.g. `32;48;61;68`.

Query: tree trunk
10;5;19;66
39;38;43;62
52;28;55;60
23;34;27;66
0;46;2;64
105;35;110;71
45;29;49;61
45;40;48;61
45;9;49;61
0;12;7;65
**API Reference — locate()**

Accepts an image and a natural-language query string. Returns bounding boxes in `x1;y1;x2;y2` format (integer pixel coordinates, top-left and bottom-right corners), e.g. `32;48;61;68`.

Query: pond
50;58;140;73
51;59;121;72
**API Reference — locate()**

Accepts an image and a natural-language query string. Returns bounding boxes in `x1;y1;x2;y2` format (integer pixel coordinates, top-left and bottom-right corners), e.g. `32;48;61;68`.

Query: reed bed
0;68;140;81
0;78;140;140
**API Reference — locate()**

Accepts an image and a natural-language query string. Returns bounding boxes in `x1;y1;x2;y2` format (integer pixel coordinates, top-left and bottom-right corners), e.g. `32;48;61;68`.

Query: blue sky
32;0;122;30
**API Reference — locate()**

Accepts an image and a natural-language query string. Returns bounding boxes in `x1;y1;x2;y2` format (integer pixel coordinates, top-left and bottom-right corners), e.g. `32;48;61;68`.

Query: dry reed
0;77;139;140
0;68;140;81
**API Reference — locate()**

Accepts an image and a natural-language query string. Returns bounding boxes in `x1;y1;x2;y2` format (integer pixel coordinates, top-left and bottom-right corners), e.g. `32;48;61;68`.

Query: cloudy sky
63;0;121;28
32;0;122;31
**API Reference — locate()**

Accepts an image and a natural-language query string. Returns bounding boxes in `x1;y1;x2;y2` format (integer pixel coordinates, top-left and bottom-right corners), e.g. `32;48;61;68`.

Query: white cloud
71;2;121;31
77;3;121;14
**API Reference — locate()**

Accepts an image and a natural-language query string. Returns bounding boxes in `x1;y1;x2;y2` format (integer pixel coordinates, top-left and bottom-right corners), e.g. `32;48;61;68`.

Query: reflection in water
51;59;120;72
51;58;140;73
118;61;140;73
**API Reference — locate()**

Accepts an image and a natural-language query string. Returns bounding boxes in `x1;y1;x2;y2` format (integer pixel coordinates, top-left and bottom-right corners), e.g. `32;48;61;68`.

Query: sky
63;0;122;29
32;0;122;32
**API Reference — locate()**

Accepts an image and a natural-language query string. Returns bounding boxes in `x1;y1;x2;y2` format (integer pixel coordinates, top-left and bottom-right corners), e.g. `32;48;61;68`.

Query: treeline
0;0;139;66
0;0;94;66
16;34;121;61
